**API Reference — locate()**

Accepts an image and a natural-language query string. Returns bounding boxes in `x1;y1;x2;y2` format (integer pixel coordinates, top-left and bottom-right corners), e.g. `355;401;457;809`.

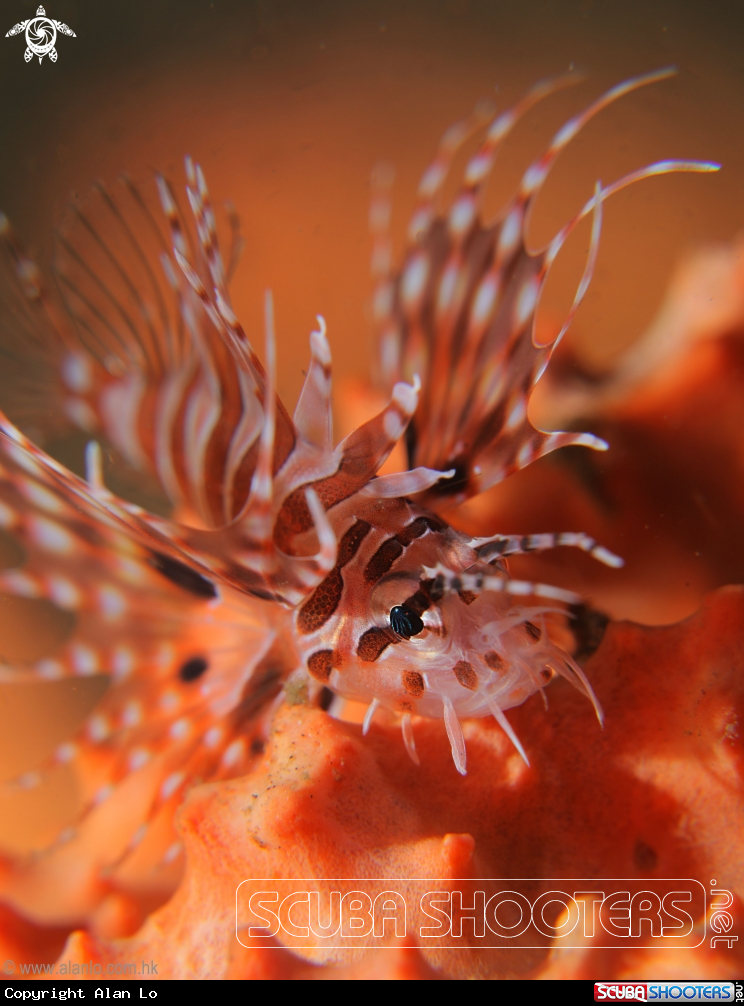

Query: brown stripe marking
230;636;292;728
297;519;371;634
453;660;477;690
524;621;541;641
402;670;425;697
484;651;504;671
307;649;340;682
363;515;445;585
297;570;343;635
357;627;394;662
402;586;432;616
274;404;412;553
363;538;404;584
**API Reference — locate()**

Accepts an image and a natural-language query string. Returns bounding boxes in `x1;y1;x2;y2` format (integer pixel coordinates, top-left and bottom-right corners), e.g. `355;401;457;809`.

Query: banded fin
2;165;297;530
0;407;289;870
374;69;720;508
0;213;69;439
273;376;421;555
1;162;351;603
471;530;623;568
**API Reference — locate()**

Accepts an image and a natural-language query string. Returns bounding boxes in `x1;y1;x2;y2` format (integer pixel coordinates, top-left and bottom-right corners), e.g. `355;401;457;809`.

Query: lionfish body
0;70;717;880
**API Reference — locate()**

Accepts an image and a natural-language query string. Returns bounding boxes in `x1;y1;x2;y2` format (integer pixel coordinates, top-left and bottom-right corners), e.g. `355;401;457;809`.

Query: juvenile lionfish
0;69;716;867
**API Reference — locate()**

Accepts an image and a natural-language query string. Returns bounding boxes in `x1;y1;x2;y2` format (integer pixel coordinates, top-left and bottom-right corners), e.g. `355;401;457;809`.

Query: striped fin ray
402;74;583;462
159;172;297;524
373;96;504;389
272;376;421;557
2;161;426;602
373;74;580;427
2;164;298;529
0;407;293;866
170;223;420;580
0;214;74;439
375;69;720;507
185;157;228;301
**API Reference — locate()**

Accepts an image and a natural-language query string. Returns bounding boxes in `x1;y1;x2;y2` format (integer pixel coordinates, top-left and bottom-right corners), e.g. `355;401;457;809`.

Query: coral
17;584;739;980
26;236;742;980
1;96;743;982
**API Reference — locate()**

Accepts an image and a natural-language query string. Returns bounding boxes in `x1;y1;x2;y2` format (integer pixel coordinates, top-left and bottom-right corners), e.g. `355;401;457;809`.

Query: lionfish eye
389;605;424;639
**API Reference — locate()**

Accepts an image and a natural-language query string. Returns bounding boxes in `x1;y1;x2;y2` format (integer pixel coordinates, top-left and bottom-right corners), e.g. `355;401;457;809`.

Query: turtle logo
5;5;76;63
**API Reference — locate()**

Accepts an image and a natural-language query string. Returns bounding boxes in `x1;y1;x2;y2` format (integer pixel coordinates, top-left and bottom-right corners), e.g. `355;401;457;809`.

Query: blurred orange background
0;0;743;855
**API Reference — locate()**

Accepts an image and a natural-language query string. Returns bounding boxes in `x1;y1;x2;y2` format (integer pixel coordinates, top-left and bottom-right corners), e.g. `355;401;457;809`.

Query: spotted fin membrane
0;69;717;875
